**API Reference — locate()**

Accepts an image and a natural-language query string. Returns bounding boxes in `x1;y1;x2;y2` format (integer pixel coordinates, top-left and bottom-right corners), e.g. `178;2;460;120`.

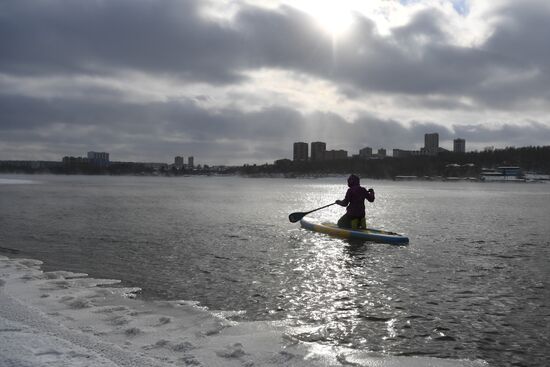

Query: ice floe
0;255;488;366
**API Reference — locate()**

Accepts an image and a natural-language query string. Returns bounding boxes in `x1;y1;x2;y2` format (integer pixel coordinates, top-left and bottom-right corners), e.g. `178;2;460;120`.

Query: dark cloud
1;0;549;162
470;0;550;108
0;93;306;163
0;0;248;83
238;2;550;109
2;91;549;163
452;121;550;148
484;0;550;71
2;0;549;101
322;8;542;107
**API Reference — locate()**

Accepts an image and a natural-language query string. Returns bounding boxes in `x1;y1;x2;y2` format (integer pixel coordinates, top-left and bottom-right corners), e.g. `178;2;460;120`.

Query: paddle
288;202;336;223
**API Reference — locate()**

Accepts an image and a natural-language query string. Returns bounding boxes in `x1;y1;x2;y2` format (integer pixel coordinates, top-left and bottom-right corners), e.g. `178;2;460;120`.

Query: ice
0;178;37;185
0;255;488;367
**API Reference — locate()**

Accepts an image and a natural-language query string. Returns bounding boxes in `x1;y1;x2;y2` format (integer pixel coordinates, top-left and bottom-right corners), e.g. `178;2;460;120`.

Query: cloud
0;0;248;83
3;90;549;163
1;0;549;162
2;0;549;103
470;0;550;108
452;121;550;148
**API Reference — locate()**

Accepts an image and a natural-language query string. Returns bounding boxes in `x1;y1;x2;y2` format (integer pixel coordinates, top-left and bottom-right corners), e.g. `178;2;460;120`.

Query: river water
1;174;548;366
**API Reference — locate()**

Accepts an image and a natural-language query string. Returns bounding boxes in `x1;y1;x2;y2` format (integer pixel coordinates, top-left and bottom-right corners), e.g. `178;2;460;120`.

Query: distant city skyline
292;133;466;161
1;0;550;165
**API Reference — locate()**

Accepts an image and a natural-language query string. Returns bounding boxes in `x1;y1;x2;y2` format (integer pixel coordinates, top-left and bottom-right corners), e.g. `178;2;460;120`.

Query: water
1;174;549;366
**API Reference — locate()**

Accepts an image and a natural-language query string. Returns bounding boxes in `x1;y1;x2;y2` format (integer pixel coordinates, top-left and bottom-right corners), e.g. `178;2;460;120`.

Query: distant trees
238;146;550;178
441;146;550;173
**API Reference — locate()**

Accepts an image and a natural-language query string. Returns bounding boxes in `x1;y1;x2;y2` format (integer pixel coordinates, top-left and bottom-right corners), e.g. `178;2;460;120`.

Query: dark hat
347;174;360;187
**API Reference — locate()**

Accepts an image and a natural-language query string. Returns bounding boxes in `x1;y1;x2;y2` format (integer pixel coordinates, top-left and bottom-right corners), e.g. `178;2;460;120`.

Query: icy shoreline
0;255;487;367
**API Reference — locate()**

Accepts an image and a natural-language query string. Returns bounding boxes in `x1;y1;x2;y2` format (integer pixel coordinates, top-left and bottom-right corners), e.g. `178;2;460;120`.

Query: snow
0;256;488;367
0;178;37;185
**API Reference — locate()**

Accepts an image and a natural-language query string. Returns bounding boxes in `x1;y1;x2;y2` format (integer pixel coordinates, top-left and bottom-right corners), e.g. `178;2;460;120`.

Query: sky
1;0;550;165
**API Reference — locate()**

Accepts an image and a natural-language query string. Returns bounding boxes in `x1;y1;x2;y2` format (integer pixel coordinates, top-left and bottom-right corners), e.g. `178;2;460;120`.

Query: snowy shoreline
0;255;487;367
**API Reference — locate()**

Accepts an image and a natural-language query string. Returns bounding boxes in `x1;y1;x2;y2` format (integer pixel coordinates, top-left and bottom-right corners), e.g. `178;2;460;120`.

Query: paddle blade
289;202;335;223
288;212;305;223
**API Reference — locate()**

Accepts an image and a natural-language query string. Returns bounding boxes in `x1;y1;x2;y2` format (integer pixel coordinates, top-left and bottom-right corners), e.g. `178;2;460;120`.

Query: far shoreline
2;171;549;183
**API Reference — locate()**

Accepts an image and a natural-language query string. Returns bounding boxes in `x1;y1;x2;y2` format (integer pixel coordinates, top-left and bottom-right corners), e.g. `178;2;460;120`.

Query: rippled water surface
1;174;549;366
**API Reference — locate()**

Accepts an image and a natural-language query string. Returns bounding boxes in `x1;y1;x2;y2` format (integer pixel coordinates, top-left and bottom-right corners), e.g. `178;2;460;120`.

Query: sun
291;1;356;37
311;4;355;36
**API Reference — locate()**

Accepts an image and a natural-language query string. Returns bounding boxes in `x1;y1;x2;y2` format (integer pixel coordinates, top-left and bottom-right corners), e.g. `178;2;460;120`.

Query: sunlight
292;0;356;37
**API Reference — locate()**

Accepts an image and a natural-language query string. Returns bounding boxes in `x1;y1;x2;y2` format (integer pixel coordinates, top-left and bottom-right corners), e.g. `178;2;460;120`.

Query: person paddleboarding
335;174;375;229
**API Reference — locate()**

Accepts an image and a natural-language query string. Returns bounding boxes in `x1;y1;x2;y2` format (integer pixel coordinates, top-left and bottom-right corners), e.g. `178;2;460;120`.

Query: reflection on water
1;175;549;367
282;234;404;351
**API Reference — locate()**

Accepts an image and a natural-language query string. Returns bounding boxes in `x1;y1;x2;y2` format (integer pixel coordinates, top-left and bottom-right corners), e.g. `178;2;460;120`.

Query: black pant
337;213;364;229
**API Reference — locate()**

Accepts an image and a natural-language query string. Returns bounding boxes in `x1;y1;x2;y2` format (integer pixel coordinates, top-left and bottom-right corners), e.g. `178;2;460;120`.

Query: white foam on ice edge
0;255;488;367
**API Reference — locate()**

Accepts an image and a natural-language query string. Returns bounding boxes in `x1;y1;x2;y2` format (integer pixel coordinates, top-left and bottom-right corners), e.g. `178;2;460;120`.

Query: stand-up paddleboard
300;218;409;245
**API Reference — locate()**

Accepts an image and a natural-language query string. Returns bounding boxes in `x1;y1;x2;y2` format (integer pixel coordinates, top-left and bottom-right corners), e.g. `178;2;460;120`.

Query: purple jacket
338;184;375;218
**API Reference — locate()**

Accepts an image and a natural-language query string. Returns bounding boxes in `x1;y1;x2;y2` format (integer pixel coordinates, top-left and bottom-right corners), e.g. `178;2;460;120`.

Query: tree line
236;146;550;178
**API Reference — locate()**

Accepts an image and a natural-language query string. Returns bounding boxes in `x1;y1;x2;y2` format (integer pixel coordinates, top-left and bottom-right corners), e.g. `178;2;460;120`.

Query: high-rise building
310;142;326;161
188;156;194;168
453;138;466;153
359;147;372;159
325;150;348;160
87;151;110;167
174;156;184;169
424;133;439;155
377;148;386;157
293;142;308;161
